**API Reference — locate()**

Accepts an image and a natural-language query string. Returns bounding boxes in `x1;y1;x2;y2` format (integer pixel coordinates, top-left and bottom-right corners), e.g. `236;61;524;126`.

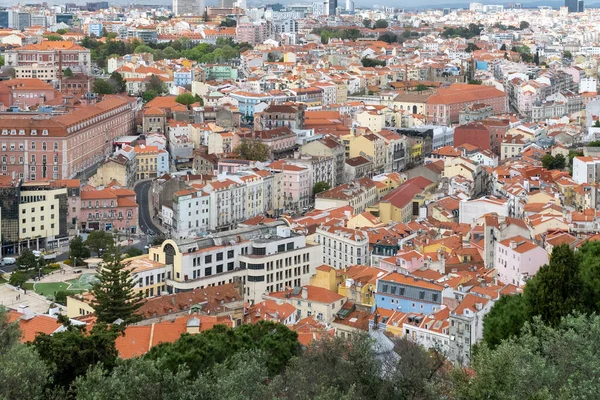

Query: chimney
301;286;308;300
509;241;517;249
475;302;482;311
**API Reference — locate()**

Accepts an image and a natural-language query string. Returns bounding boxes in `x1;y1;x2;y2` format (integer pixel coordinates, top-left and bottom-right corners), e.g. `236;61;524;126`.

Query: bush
54;290;69;305
63;259;73;266
9;270;28;287
48;263;61;270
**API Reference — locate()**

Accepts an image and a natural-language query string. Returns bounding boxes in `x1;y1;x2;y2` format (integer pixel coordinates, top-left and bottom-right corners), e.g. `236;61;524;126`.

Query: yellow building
88;156;134;188
66;292;95;318
310;264;385;308
18;183;67;244
347;211;384;229
124;255;170;298
309;265;339;292
372;176;434;223
134;145;166;180
348;132;386;173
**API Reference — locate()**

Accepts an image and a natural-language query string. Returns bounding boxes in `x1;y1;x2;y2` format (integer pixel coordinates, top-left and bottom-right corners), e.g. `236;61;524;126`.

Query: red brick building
425;84;508;126
454;122;492;152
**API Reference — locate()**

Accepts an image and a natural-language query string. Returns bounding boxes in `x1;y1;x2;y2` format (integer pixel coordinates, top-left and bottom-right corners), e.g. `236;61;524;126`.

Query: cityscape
0;0;599;398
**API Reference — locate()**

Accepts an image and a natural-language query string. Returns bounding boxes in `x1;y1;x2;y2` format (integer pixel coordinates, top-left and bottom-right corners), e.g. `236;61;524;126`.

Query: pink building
495;235;549;287
0;79;57;109
269;160;311;212
235;21;269;45
80;186;139;233
380;250;425;274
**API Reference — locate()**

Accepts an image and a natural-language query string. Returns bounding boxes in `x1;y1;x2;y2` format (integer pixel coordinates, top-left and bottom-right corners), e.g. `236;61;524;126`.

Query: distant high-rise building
173;0;203;16
17;12;31;30
0;11;9;28
325;0;337;15
565;0;579;12
345;0;354;12
220;0;235;8
578;0;584;12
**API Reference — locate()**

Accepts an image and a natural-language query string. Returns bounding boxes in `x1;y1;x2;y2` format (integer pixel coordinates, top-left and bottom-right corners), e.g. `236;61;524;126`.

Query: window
205;255;212;263
216;252;223;261
227;250;234;258
204;267;212;276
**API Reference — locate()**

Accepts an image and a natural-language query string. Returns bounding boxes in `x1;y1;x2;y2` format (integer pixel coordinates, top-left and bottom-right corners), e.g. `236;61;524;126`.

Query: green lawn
33;282;71;297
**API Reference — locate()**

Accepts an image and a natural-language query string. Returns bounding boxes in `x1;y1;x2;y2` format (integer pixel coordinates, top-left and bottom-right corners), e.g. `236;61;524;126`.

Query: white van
1;257;16;265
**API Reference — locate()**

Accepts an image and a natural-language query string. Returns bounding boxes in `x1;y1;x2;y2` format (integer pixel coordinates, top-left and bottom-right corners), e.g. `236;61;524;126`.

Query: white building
171;189;211;239
315;224;369;269
495;235;549;287
572;156;600;184
448;294;494;365
459;196;510;224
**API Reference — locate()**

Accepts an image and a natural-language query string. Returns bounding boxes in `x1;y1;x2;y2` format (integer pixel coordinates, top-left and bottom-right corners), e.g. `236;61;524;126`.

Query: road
134;180;163;235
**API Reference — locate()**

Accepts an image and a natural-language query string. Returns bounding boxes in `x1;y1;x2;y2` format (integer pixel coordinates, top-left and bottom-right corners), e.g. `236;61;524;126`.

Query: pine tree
91;248;144;325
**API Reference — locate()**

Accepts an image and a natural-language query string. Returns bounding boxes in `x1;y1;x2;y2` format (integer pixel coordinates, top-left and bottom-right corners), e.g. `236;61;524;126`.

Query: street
134;180;163;235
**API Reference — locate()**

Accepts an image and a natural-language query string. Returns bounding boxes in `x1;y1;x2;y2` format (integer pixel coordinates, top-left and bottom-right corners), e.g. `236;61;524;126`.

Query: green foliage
63;67;73;77
125;247;143;258
378;32;398;44
56;28;68;34
32;322;119;389
361;57;386;67
8;270;26;287
85;230;114;256
374;19;388;29
500;43;507;51
145;321;301;377
54;290;69;305
313;181;331;195
465;42;480;53
175;92;196;108
457;314;600;399
219;18;236;27
467;79;483;85
594;120;600;128
563;50;572;59
441;23;482;39
311;27;362;44
541;152;566;170
106;32;118;40
0;55;4;67
90;248;145;325
69;235;90;265
234;140;270;161
109;71;127;93
0;306;21;350
163;46;179;59
134;44;154;54
146;75;167;95
93;79;114;95
44;34;63;41
482;294;528;348
142;89;158;103
0;338;52;400
17;248;37;271
519;20;530;29
363;18;371;28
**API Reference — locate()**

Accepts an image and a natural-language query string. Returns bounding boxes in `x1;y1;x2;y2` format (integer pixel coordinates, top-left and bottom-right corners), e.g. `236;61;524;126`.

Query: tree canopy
234;140;270;162
85;230;114;256
361;57;386;67
90;248;145;325
374;19;388;29
175;92;196;109
93;79;114;95
146;75;167;95
17;248;37;271
313;181;331;195
541;152;566;170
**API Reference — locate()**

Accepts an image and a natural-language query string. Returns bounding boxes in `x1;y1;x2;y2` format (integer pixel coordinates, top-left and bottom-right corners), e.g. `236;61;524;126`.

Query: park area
29;273;98;299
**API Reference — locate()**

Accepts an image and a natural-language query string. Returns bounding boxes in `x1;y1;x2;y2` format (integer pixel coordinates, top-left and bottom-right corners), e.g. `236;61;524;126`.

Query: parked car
1;257;16;265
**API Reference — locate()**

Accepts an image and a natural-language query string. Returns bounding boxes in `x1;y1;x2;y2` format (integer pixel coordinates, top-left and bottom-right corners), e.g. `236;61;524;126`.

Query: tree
91;248;144;325
32;321;119;389
146;321;301;377
109;71;127;93
465;43;480;53
134;44;154;54
467;79;483;85
85;230;114;256
374;19;388;29
54;290;69;305
63;67;73;77
499;43;507;51
17;248;37;271
363;19;372;28
125;247;143;258
163;46;179;59
142;89;158;103
0;55;4;67
194;94;204;106
101;27;108;37
541;153;565;170
519;20;530;29
563;50;572;59
577;240;600;312
175;92;196;109
220;18;237;27
70;235;90;266
44;34;63;41
234;140;270;161
379;32;398;44
0;308;51;400
456;314;600;399
93;79;115;95
146;75;166;95
56;28;68;34
8;270;28;287
415;83;429;92
533;51;540;65
361;57;386;67
482;294;529;348
313;181;331;195
106;32;118;40
594;119;600;128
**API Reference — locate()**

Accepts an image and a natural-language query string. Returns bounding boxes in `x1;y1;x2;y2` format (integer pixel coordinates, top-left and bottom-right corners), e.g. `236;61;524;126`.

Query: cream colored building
263;285;346;323
19;184;67;243
66;293;95;318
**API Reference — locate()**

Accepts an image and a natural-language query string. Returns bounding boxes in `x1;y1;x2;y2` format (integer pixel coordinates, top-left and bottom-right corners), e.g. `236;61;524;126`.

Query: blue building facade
375;273;443;315
174;69;194;87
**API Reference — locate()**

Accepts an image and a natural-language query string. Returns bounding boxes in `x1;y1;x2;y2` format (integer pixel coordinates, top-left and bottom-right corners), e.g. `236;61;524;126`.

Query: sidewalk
0;284;52;314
